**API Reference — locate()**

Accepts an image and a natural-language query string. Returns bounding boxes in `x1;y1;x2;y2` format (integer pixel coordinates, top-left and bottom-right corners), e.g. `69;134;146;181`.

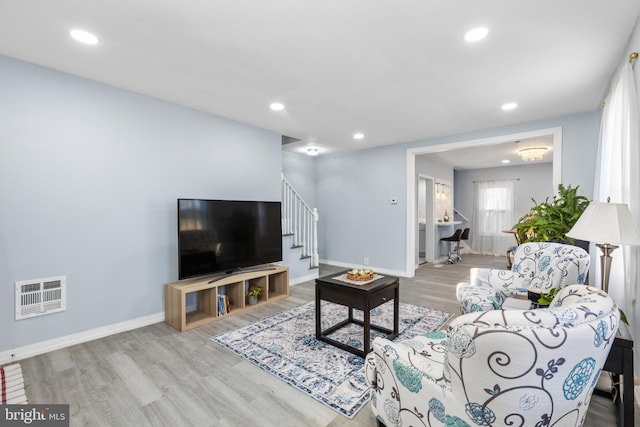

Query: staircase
281;174;319;283
453;207;472;254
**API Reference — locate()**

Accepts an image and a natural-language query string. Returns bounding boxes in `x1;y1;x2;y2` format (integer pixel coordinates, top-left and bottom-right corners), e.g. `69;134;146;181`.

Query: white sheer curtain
594;60;640;311
471;180;516;256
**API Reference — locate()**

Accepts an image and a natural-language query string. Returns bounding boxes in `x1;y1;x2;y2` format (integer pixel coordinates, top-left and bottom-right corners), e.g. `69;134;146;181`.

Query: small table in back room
315;270;399;358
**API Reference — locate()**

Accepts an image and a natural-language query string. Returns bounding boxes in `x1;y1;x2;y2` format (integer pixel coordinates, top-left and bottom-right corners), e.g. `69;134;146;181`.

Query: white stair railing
282;173;319;268
453;207;470;223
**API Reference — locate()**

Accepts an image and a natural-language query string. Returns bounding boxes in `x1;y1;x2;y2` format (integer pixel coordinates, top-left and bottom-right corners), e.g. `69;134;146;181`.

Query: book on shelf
218;295;226;316
218;294;231;315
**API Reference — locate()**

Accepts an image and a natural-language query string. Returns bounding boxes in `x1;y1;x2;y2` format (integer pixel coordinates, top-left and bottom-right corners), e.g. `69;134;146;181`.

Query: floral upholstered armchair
456;242;590;313
365;285;618;427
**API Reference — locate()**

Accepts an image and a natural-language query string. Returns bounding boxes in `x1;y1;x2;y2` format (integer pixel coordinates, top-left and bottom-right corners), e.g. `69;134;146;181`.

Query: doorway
405;127;562;277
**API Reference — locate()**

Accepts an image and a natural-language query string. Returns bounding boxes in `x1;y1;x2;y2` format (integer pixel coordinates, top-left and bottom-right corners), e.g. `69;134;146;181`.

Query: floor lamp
566;201;640;293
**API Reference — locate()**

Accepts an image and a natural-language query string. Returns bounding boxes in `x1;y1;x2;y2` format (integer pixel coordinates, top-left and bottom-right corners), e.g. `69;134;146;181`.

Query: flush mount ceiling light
464;27;489;42
269;102;285;111
501;159;510;164
501;102;518;111
518;147;548;162
306;147;319;156
70;29;99;45
353;133;364;140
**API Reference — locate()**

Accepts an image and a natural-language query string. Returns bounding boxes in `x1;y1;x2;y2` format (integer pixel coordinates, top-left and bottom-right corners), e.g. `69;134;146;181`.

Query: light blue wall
416;156;453;183
282;151;316;208
454;162;555;226
316;111;600;274
316;144;406;269
0;56;282;352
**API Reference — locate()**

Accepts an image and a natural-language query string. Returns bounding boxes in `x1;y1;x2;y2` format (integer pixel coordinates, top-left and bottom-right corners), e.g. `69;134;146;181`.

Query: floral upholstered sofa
365;285;618;427
456;242;590;314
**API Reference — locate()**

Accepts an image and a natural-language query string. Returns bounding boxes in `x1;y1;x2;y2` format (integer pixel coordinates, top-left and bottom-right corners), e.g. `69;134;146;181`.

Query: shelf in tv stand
164;265;289;332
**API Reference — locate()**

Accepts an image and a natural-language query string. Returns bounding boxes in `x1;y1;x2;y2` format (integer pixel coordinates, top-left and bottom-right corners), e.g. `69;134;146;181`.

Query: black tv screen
178;199;282;280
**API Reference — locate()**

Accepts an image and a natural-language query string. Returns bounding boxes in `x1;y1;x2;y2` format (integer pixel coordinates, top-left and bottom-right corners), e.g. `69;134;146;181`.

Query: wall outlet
363;257;369;265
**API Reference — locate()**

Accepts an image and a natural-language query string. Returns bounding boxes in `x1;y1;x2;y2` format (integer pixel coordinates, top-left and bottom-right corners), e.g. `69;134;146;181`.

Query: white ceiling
423;135;554;170
1;1;639;156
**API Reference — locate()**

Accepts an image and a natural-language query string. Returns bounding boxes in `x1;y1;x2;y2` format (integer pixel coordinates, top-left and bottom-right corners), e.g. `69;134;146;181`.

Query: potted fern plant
529;287;560;308
513;184;590;250
247;285;262;305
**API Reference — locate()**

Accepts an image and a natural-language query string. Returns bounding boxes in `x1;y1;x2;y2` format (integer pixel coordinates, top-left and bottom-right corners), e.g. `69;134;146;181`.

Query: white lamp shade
566;202;640;245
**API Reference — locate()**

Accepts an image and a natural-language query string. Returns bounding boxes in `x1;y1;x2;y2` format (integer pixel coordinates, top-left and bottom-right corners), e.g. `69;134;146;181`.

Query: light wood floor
17;255;632;426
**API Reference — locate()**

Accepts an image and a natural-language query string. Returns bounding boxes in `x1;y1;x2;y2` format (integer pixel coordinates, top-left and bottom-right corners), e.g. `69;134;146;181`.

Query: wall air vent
15;276;66;320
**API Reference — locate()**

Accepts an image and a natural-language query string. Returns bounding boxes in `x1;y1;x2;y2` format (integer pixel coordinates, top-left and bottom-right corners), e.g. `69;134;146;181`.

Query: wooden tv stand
165;265;289;332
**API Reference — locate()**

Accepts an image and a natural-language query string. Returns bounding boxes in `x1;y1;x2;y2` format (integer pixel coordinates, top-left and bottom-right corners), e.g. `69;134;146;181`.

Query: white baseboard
319;259;409;278
0;312;165;365
289;271;319;286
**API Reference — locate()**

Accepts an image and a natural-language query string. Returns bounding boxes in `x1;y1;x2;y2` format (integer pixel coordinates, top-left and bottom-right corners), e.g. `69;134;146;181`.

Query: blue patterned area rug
210;301;453;418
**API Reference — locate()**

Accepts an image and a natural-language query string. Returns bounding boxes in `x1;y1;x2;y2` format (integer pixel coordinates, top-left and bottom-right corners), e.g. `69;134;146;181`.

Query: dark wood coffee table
315;270;399;358
600;322;634;427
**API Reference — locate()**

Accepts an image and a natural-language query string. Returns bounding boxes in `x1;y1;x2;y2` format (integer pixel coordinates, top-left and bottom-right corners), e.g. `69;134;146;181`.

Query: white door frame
417;174;436;265
405;127;563;277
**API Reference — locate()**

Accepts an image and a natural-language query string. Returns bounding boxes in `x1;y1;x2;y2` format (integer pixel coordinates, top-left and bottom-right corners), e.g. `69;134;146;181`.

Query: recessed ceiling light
269;102;285;111
464;27;489;42
306;147;319;156
70;29;99;45
502;159;511;164
501;102;518;111
353;133;364;140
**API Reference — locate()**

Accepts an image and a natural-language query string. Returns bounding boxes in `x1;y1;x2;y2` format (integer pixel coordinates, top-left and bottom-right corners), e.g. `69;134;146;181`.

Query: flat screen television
177;199;282;280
